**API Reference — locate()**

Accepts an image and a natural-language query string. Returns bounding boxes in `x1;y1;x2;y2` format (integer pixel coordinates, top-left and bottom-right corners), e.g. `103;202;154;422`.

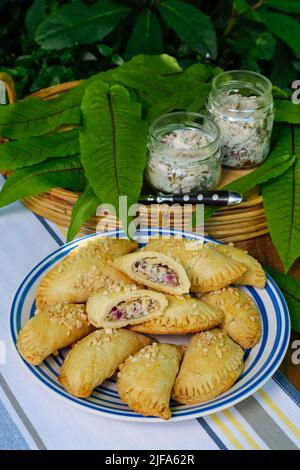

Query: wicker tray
1;77;283;269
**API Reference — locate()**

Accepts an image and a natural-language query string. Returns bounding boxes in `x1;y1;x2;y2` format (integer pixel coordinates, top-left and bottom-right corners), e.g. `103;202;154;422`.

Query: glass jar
207;70;274;168
145;112;221;195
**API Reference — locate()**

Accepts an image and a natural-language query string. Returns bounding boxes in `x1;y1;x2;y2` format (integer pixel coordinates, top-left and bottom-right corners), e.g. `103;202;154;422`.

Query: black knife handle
139;191;242;206
172;191;233;205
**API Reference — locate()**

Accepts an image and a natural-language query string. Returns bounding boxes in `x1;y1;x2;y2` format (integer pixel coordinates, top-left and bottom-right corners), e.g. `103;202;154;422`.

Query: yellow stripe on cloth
222;409;262;450
257;389;300;440
210;414;244;450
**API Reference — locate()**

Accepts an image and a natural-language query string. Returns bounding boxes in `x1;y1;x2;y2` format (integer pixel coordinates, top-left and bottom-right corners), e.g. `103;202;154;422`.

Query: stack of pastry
17;236;264;420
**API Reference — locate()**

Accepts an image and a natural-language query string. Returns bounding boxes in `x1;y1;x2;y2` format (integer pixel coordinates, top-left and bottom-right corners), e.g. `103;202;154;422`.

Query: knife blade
138;191;243;206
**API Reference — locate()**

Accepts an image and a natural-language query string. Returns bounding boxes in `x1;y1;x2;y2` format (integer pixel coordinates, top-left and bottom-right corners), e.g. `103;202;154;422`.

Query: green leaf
265;0;300;14
262;127;300;272
67;184;101;242
260;11;300;55
271;43;298;89
198;125;297;224
272;86;290;99
121;54;182;76
26;0;47;37
178;63;216;83
0;84;84;138
97;44;114;57
159;0;217;59
0;54;182;139
35;2;130;50
146;83;210;121
0;156;85;208
234;0;250;14
80;80;148;228
0;129;79;170
145;62;215;120
265;265;300;333
124;10;163;60
275;99;300;124
113;54;182;103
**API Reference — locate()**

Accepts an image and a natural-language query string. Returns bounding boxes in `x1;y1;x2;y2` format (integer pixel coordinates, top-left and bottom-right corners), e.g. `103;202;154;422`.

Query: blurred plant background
1;0;299;97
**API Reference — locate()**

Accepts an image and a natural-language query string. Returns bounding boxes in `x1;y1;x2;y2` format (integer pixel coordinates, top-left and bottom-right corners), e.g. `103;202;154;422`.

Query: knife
138;191;243;207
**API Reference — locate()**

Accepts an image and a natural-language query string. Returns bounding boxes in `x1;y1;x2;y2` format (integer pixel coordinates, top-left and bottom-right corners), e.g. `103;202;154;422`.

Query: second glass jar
206;70;274;168
145;112;221;195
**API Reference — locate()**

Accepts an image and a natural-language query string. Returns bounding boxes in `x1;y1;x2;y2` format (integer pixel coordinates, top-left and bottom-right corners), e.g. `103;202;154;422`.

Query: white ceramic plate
10;228;290;422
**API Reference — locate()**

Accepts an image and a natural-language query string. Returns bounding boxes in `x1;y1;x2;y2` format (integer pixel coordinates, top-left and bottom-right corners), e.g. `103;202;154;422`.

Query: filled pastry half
118;343;183;420
172;329;244;404
86;288;168;328
212;244;266;288
201;287;261;349
36;237;137;308
130;294;223;334
17;304;92;365
114;251;190;295
59;329;152;398
145;238;246;293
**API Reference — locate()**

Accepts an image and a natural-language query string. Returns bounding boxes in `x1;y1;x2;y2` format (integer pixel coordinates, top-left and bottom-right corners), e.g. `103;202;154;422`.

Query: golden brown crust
201;287;261;349
86;288;168;328
36;238;137;308
114;251;190;295
118;343;183;419
130;294;223;334
172;329;244;404
17;304;92;365
212;244;266;288
145;239;246;293
59;329;152;398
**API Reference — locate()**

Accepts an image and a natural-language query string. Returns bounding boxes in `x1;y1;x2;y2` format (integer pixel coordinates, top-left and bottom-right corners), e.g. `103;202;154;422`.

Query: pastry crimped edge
144;239;247;293
212;243;266;289
201;287;261;349
17;303;92;365
188;245;247;293
114;251;190;295
58;329;152;398
172;329;244;405
86;288;168;328
130;294;224;334
117;343;183;419
172;361;244;405
36;238;137;308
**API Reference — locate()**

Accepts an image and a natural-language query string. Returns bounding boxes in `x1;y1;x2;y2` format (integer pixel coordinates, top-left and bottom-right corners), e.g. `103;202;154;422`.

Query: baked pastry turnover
201;287;261;349
130;294;223;334
87;288;168;328
145;238;246;292
17;304;92;365
118;343;183;419
114;251;190;295
172;329;244;404
212;244;266;288
59;329;152;398
36;238;137;308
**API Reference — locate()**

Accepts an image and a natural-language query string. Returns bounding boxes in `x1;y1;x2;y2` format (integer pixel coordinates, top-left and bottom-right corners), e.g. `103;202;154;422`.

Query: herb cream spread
207;70;274;168
146;120;221;194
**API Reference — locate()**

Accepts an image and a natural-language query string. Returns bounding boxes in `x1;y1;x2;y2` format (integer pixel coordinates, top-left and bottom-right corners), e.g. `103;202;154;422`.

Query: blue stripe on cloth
33;213;64;246
273;370;300;407
197;418;228;450
0;396;29;450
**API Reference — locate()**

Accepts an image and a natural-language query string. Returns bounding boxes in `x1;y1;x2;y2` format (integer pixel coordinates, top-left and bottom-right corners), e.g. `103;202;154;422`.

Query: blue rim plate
10;228;291;422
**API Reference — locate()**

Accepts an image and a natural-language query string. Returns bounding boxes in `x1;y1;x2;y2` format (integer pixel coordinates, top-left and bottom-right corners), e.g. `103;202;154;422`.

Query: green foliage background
1;0;299;98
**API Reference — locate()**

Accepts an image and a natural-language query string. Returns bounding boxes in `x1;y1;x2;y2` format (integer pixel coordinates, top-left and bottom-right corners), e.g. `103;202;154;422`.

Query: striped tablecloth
0;178;299;450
